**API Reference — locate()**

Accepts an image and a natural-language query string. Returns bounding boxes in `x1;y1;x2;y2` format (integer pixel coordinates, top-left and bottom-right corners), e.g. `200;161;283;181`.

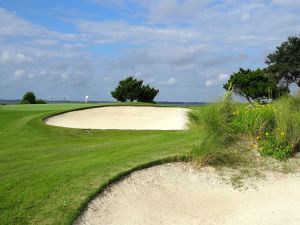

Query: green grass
0;103;199;225
3;97;298;224
189;92;300;165
189;92;243;167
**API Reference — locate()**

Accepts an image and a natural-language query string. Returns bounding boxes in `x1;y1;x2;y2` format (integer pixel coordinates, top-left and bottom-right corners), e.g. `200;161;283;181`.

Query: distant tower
85;96;89;103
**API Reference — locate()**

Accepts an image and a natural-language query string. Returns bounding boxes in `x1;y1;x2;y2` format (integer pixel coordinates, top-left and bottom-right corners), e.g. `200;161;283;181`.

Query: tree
21;91;36;104
138;84;159;103
111;76;142;102
266;35;300;87
223;68;289;103
111;76;159;102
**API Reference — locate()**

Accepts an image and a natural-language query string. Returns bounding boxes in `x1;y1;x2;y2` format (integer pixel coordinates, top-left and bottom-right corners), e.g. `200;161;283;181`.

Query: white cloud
241;13;251;22
33;39;59;46
272;0;300;7
10;69;25;80
160;78;177;86
90;0;124;7
0;7;82;41
205;74;229;87
0;1;300;101
73;19;203;45
0;51;33;63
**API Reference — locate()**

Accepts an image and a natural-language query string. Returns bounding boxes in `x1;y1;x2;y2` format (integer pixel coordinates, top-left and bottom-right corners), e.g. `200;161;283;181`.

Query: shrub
36;99;47;104
20;100;30;104
258;132;293;160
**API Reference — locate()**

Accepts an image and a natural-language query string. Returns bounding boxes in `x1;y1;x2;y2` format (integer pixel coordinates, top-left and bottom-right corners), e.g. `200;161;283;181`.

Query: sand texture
75;162;300;225
45;106;190;130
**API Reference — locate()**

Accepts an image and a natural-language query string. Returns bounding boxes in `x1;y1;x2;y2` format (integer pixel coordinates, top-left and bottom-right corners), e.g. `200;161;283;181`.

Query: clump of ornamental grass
190;91;243;167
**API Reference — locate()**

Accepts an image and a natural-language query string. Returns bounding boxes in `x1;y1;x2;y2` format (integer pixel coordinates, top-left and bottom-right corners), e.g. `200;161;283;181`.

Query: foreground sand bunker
75;163;300;225
45;106;190;130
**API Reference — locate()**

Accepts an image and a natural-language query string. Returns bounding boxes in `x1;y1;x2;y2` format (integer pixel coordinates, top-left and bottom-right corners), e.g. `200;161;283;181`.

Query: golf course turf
0;103;198;225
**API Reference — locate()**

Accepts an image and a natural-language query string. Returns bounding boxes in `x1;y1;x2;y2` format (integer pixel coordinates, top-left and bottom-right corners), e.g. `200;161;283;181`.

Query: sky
0;0;300;102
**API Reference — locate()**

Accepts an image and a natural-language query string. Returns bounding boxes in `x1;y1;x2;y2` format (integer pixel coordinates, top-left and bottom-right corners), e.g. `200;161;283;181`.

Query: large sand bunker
45;106;190;130
75;163;300;225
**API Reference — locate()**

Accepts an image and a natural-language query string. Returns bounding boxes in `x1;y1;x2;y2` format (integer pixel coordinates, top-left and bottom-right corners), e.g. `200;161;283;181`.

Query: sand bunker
75;162;300;225
45;106;190;130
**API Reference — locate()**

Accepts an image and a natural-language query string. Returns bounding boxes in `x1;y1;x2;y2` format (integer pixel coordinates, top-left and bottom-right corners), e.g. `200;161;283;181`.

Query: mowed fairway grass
0;103;199;225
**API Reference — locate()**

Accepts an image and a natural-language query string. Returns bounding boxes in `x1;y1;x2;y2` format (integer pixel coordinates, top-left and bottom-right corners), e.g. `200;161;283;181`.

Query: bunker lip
44;106;190;130
75;162;300;225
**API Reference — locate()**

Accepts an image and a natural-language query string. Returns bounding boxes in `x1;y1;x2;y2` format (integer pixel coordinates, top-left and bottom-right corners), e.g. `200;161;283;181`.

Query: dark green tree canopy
266;35;300;87
137;84;159;103
21;91;36;104
111;76;159;103
224;68;289;103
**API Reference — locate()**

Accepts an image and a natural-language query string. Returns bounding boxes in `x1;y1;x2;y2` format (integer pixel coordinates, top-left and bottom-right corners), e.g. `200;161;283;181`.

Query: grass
0;103;199;225
189;92;244;167
1;96;299;224
189;91;300;165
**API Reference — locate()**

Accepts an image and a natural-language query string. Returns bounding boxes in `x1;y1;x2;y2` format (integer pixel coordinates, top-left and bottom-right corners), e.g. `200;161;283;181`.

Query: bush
20;100;30;104
36;99;47;104
258;132;293;160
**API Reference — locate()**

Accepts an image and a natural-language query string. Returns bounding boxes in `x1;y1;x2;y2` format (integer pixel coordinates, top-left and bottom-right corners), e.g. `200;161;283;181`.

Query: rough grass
189;92;300;165
2;97;299;224
0;103;199;225
188;92;244;167
273;96;300;153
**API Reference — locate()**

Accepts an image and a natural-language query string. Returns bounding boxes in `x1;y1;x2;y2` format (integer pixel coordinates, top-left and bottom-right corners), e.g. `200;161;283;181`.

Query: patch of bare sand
45;106;190;130
75;162;300;225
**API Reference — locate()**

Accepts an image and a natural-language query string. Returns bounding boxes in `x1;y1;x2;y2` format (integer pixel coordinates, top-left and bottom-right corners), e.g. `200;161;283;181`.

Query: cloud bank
0;1;299;101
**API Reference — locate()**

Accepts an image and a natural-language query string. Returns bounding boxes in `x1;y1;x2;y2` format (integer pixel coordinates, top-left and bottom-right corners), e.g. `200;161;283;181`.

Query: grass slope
0;103;197;225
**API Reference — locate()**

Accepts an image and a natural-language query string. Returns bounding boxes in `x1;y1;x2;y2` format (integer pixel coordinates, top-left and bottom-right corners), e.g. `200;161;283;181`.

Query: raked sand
75;162;300;225
45;106;190;130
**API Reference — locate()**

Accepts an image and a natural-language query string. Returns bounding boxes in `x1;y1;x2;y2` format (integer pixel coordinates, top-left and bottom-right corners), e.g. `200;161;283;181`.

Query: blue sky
0;0;300;102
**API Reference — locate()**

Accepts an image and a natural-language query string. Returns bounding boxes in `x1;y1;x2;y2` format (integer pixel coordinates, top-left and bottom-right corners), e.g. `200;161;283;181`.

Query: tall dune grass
189;91;300;162
273;94;300;154
189;92;242;166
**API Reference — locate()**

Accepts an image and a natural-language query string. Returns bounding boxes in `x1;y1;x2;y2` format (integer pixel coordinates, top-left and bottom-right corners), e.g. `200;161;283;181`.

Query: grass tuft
189;91;243;167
